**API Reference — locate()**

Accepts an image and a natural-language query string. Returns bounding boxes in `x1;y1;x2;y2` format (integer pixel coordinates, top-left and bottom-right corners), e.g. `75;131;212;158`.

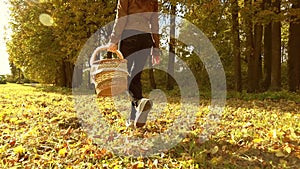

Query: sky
0;0;11;75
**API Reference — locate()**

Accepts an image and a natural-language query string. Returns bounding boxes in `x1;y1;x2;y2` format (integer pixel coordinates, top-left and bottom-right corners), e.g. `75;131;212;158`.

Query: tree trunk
288;1;300;91
263;0;272;90
63;61;75;88
253;23;263;91
167;3;176;90
55;61;66;87
18;68;21;82
254;0;264;91
270;0;281;91
244;0;256;93
231;0;242;92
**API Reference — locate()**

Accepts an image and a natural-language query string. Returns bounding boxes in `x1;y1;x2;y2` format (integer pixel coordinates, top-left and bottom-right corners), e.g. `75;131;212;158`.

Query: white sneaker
134;98;153;127
125;119;134;128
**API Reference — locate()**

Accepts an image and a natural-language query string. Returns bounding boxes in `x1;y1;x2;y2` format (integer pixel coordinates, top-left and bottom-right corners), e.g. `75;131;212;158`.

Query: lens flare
39;13;54;26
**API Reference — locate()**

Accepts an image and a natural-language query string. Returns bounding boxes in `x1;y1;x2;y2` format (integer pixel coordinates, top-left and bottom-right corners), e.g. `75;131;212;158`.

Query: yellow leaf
13;145;25;154
118;126;127;132
113;165;121;169
34;154;39;159
10;117;18;123
284;146;292;154
137;162;144;168
275;150;285;157
253;138;264;143
111;111;118;116
2;129;10;134
0;147;5;154
132;161;144;169
33;147;37;154
210;146;219;155
210;157;222;165
272;129;277;139
50;117;61;123
58;147;67;157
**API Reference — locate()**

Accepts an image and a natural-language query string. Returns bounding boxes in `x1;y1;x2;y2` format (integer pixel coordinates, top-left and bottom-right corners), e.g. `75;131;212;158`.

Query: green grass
0;83;299;168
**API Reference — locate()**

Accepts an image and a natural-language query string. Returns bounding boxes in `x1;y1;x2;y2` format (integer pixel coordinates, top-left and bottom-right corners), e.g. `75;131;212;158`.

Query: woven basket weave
90;46;128;97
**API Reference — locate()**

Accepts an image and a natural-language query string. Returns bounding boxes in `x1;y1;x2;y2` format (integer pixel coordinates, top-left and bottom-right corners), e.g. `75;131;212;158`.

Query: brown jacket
110;0;159;49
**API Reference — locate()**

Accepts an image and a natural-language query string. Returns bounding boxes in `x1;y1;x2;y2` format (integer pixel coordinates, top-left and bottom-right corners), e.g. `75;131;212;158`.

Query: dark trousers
119;30;153;119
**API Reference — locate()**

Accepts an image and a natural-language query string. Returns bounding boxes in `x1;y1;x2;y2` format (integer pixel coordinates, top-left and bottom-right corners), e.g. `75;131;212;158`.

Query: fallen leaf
253;138;264;143
275;150;285;157
210;157;222;165
268;129;277;139
132;161;144;169
58;147;67;157
13;145;25;154
9;139;16;146
284;146;292;154
243;122;253;128
210;146;219;155
137;162;144;168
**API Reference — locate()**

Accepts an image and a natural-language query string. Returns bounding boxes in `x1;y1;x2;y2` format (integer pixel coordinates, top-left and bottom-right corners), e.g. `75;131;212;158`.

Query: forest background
5;0;300;93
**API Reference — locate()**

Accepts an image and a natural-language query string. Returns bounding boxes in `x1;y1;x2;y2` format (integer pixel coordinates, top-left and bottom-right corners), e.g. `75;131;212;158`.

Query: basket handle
90;46;124;65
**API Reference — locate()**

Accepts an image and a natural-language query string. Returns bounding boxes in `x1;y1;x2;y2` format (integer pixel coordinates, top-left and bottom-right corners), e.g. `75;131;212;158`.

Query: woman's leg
119;30;153;121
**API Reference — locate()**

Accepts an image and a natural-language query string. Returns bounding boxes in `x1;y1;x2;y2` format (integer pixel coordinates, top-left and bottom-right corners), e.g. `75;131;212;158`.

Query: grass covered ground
0;83;299;168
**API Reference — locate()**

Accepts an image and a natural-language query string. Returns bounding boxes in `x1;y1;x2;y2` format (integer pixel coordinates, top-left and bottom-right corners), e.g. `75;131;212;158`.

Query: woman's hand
152;55;160;65
107;42;118;52
152;48;161;65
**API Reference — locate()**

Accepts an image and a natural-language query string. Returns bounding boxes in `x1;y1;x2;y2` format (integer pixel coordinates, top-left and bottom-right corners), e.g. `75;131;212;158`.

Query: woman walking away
107;0;160;128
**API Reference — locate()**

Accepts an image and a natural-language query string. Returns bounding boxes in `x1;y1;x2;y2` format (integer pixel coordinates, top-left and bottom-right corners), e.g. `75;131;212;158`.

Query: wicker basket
90;46;128;97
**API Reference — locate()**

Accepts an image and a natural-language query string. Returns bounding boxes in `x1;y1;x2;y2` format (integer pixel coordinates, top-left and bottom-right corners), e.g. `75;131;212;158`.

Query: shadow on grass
166;97;299;168
166;136;300;169
130;96;299;168
52;94;299;168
